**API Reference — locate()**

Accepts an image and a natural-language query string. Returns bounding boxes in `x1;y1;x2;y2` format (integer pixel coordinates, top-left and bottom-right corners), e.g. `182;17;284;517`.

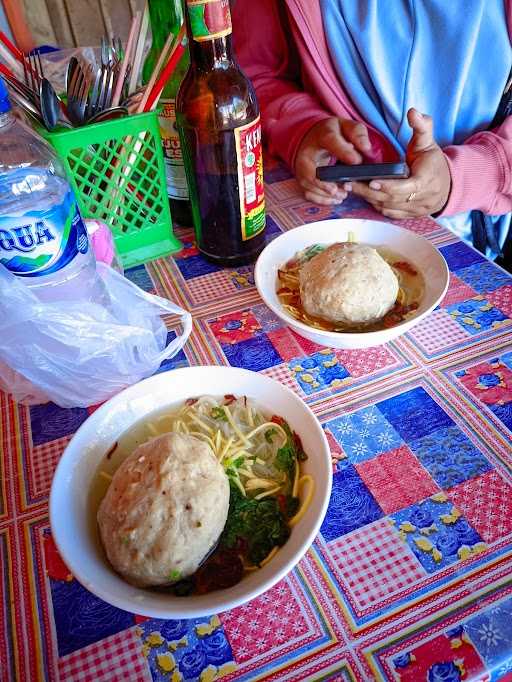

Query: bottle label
0;190;89;277
234;117;266;241
159;99;189;200
186;0;232;42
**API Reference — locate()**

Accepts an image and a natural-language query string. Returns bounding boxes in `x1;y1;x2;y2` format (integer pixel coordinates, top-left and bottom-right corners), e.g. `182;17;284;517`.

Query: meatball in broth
299;243;399;326
97;432;230;588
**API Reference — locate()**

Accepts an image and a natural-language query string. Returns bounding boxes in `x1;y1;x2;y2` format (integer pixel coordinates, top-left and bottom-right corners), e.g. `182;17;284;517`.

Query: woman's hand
346;109;452;218
295;117;372;205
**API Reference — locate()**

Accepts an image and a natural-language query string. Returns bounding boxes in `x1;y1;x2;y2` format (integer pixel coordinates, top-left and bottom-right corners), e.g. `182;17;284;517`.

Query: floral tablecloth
2;166;512;682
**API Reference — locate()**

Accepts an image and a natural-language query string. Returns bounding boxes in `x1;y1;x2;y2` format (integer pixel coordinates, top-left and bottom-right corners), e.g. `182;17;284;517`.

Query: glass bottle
143;0;193;226
176;0;266;266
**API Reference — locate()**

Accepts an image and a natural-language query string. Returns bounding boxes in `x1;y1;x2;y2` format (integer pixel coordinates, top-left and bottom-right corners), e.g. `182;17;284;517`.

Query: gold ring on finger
406;191;417;202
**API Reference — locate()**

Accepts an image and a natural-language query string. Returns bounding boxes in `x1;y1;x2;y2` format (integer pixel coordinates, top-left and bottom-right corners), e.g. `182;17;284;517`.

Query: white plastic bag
0;263;192;408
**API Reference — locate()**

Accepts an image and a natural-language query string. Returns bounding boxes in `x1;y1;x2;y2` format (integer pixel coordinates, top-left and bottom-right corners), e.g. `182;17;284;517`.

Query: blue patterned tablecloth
1;165;512;681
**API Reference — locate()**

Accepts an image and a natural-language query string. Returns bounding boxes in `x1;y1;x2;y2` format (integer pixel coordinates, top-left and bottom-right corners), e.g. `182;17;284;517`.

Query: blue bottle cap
0;77;11;114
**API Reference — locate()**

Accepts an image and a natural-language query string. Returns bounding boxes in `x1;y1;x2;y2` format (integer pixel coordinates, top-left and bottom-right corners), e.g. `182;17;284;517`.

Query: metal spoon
40;78;61;130
88;105;128;124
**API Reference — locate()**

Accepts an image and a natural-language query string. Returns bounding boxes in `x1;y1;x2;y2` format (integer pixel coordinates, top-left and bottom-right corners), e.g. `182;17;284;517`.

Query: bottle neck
183;0;235;71
189;34;235;71
148;0;182;51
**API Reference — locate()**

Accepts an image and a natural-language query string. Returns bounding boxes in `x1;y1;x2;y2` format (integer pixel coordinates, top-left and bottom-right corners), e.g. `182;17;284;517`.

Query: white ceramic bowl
255;218;449;349
49;366;331;618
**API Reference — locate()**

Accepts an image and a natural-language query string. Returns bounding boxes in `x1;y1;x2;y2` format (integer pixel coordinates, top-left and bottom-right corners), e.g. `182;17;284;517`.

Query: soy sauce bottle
176;0;266;266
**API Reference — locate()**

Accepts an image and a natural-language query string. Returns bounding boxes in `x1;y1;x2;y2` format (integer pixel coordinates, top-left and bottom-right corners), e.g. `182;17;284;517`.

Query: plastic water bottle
0;77;106;303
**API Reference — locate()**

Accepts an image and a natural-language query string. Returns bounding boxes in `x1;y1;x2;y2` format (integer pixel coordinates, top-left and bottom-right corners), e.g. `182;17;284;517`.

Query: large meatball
299;243;399;325
97;432;230;587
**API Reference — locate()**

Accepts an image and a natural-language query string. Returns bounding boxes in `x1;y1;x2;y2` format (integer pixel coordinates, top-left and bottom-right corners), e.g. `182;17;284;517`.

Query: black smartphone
316;162;409;182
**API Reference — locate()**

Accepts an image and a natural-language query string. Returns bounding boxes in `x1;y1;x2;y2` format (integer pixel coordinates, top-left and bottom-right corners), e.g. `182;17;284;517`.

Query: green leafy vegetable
211;407;228;421
275;421;306;486
301;244;326;263
221;481;290;565
276;441;295;479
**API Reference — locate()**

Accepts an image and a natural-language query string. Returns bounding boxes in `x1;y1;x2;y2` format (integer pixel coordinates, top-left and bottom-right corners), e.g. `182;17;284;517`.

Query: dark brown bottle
176;0;266;266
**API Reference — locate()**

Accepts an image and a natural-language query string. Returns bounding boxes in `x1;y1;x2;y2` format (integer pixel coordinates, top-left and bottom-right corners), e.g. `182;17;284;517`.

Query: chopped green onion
211;407;228;421
265;428;277;444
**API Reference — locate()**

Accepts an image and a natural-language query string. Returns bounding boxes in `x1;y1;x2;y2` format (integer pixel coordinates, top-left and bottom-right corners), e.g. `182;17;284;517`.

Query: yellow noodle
282;304;299;316
292;458;300;498
187;431;215;449
245;422;287;446
237;468;254;478
289;476;314;527
219;436;234;461
260;546;279;566
246;478;279;490
223;405;250;445
187;412;214;435
232;474;246;497
255;484;282;500
243;546;280;572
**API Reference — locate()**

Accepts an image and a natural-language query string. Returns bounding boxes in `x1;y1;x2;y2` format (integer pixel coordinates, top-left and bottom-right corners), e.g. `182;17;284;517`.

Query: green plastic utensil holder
42;111;181;268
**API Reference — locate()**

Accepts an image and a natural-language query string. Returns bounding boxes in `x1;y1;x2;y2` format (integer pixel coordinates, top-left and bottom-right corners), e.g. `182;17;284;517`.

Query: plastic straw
143;26;186;112
111;10;141;107
0;61;16;81
0;43;23;79
136;30;175;113
128;2;149;94
0;31;23;62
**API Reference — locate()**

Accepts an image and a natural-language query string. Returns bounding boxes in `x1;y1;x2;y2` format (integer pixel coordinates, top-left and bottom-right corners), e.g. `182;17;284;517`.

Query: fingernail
369;181;381;190
343;182;352;192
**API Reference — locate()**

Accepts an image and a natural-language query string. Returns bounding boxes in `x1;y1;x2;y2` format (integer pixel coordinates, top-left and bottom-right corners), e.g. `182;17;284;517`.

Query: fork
22;50;42;104
67;60;91;125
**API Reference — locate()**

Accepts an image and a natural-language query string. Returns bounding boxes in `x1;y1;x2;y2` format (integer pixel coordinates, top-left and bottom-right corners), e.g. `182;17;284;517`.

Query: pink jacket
232;0;512;218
